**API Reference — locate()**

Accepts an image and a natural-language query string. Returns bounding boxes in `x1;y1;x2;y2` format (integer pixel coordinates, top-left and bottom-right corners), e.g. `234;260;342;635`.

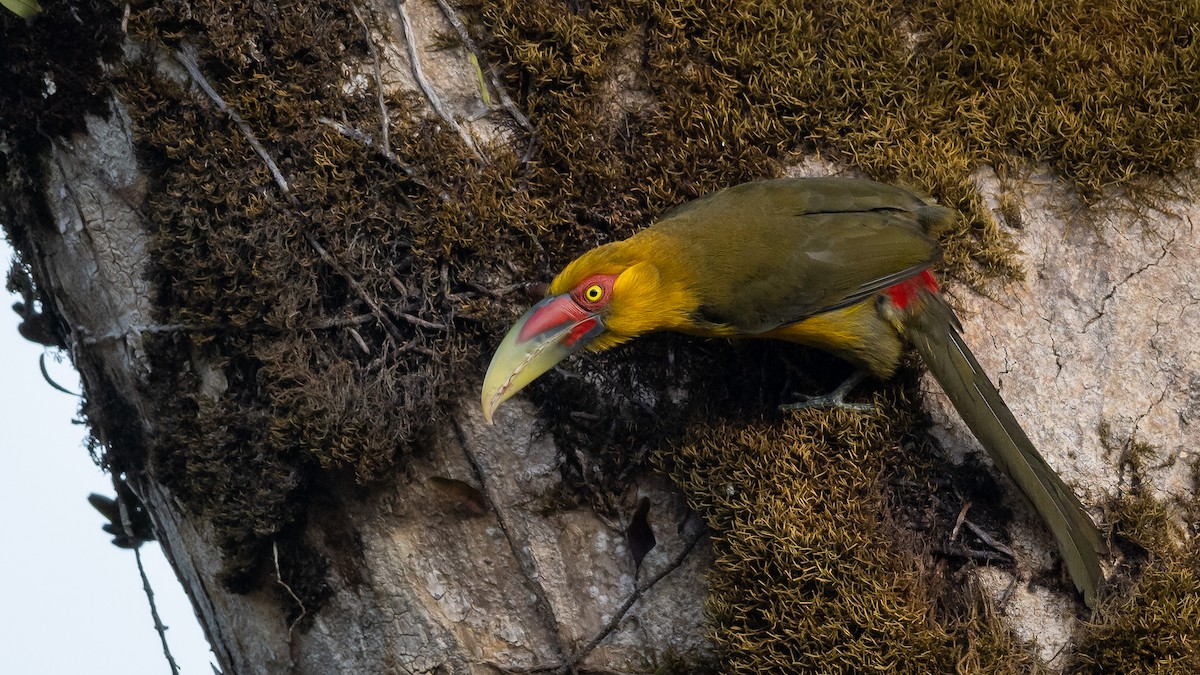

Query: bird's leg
779;369;874;412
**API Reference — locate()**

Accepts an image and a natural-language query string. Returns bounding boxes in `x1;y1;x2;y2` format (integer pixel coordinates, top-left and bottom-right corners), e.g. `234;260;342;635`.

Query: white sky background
0;238;214;673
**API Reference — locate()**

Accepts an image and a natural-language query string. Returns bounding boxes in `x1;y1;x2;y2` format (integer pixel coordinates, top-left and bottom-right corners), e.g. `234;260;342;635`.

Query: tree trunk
3;1;1197;673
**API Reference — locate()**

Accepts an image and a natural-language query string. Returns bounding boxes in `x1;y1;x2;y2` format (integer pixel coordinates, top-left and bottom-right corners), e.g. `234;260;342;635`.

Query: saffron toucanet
481;177;1105;606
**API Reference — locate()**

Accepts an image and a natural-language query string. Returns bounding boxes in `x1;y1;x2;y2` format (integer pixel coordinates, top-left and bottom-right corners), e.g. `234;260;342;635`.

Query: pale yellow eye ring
584;284;604;303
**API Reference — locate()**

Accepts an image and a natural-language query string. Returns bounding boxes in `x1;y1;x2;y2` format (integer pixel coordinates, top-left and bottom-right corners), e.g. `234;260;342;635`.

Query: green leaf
468;53;492;108
2;0;42;19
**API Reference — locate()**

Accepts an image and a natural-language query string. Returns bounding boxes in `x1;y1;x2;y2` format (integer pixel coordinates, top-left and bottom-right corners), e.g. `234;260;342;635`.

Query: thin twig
317;116;408;172
493;523;707;673
122;490;181;675
308;313;377;330
350;2;390;151
963;520;1015;558
175;46;293;199
390;309;448;331
317;116;453;203
347;327;371;354
997;574;1019;606
81;314;388;344
431;0;533;132
950;500;971;542
177;46;432;353
401;340;442;357
274;540;307;639
301;232;409;340
81;323;191;344
568;524;706;668
455;280;543;299
133;548;181;675
393;0;484;161
936;544;1012;565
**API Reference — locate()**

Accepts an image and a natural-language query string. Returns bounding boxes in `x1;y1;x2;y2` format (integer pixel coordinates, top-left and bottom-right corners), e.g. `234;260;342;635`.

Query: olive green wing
653;178;951;333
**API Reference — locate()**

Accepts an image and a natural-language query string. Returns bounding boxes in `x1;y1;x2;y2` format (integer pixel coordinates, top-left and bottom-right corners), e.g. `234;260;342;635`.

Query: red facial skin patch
570;274;618;309
516;274;617;345
516;295;592;343
564;318;600;347
885;270;939;310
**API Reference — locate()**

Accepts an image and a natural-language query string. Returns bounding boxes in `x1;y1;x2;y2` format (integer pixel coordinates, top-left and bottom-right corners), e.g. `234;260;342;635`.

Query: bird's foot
779;370;874;413
780;395;875;413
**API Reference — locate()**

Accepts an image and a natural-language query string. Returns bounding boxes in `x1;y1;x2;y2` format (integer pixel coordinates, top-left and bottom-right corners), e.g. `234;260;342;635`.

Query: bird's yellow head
480;233;696;424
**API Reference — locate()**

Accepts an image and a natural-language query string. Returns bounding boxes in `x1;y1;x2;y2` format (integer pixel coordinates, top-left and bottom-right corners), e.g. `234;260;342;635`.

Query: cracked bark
450;418;572;665
922;167;1200;665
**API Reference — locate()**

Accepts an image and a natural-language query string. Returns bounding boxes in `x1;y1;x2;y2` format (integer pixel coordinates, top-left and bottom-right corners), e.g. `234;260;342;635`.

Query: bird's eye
584;284;604;303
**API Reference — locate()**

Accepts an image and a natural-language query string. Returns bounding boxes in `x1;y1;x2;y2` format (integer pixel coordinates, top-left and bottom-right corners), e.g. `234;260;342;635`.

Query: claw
779;370;874;412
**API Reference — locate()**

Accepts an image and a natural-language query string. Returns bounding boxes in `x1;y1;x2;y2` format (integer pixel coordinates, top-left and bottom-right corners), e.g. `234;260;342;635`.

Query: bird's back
645;178;951;335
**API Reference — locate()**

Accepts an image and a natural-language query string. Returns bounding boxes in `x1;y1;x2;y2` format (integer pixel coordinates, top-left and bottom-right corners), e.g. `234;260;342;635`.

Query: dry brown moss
117;0;495;588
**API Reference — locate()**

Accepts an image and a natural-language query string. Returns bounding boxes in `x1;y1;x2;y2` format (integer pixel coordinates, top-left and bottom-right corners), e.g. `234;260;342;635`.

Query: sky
1;237;215;674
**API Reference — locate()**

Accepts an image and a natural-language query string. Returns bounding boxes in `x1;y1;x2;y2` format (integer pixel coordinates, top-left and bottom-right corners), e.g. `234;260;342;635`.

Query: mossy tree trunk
4;0;1199;673
2;1;715;673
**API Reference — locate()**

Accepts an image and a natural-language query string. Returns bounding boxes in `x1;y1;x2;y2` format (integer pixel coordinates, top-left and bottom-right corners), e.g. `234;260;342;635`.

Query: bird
480;176;1105;606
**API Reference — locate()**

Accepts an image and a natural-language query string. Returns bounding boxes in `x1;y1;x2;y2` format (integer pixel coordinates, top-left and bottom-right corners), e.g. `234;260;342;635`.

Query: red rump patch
885;270;939;310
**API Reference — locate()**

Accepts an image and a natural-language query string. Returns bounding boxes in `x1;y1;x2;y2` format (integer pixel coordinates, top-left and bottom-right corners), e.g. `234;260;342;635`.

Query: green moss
921;0;1200;195
1071;498;1200;674
476;0;1200;285
1070;432;1200;674
468;4;1200;667
661;401;1039;672
1074;552;1200;674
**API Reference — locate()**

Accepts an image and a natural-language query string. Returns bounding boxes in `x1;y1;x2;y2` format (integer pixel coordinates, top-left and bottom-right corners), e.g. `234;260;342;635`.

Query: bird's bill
481;294;605;424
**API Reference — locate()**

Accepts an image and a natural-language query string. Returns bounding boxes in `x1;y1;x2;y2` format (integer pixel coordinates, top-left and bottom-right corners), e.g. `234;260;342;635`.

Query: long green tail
905;292;1105;607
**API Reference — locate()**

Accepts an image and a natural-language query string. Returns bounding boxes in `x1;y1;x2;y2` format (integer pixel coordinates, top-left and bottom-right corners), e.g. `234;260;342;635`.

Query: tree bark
17;95;716;675
6;2;717;672
4;1;1198;673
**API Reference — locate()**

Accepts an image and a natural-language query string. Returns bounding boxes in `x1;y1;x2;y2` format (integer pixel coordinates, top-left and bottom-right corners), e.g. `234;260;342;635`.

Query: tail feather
905;292;1105;607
